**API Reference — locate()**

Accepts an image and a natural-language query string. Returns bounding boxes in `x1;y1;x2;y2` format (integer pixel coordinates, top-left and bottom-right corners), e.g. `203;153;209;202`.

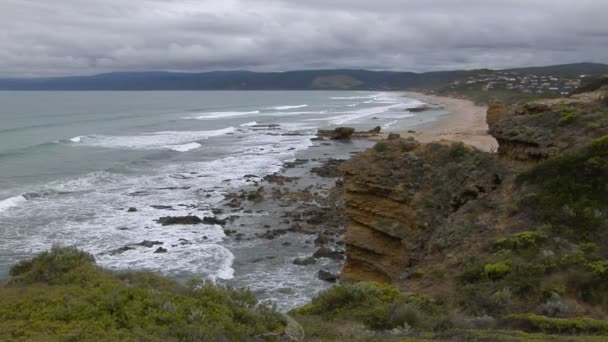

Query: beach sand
397;92;498;152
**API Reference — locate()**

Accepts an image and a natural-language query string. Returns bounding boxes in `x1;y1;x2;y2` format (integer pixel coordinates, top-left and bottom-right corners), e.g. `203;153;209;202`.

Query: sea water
0;90;443;308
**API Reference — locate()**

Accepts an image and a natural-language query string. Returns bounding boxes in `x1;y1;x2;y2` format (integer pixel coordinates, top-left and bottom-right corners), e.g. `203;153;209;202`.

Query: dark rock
136;240;164;248
156;215;203;226
257;229;288;240
154;247;168;253
150;205;174;210
317;270;338;282
367;126;382;134
127;207;138;212
408;105;431;112
314;234;330;246
311;159;344;178
108;246;135;255
313;247;344;260
293;257;317;266
202;216;227;226
318;127;355;140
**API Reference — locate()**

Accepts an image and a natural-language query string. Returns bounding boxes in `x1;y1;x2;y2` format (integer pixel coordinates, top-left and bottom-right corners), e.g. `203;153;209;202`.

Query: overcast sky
1;0;607;77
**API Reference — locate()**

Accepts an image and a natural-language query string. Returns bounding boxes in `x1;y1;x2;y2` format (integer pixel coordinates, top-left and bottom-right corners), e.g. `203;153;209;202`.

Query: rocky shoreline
100;126;380;309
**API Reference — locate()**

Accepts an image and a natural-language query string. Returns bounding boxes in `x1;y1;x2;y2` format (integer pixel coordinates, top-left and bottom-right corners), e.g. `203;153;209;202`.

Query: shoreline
396;92;498;152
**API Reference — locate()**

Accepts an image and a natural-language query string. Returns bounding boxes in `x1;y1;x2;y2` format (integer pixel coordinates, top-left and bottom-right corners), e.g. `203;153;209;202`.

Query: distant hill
0;63;606;91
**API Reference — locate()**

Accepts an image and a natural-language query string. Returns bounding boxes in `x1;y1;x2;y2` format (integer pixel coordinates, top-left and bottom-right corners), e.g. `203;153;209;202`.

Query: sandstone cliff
340;138;509;286
490;91;608;161
340;91;608;318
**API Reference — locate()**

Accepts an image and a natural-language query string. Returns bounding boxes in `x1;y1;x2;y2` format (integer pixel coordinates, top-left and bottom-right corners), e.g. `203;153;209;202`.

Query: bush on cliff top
0;247;285;341
291;282;451;332
517;135;608;239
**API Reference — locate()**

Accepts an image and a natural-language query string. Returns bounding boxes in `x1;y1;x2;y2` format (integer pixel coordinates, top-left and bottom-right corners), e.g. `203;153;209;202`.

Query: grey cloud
1;0;607;76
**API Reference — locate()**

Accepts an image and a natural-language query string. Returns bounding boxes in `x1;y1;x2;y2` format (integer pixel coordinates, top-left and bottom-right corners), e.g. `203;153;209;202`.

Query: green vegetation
373;141;389;152
558;105;581;126
501;314;608;335
517;135;608;239
291;282;451;333
0;247;285;341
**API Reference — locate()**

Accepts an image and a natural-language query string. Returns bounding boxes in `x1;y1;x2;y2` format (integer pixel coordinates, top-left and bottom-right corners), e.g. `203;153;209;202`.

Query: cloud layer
2;0;607;76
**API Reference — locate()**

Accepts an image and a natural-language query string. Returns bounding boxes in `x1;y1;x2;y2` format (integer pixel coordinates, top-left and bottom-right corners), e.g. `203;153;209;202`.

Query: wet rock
127;207;138;212
317;270;338;282
108;246;135;255
367;126;382;134
313;247;344;260
311;159;344;178
178;238;191;245
314;234;330;246
202;216;227;226
150;205;174;210
136;240;164;248
246;187;265;202
154;247;168;253
257;229;288;240
263;174;299;185
408;105;432;113
156;215;203;226
293;257;317;266
318;127;355;140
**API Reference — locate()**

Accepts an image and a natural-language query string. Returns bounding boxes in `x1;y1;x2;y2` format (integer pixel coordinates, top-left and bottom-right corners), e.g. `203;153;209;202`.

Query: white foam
240;121;258;127
0;195;26;213
185;110;260;119
330;95;377;100
268;104;308;110
167;142;202;152
382;120;399;129
69;136;83;142
321;103;405;125
71;127;235;151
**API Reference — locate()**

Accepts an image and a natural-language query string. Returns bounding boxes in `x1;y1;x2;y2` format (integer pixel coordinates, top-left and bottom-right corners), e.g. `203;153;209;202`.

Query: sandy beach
397;92;498;152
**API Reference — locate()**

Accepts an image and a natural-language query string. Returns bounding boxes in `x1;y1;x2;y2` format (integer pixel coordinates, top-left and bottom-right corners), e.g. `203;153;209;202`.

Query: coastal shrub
0;247;285;341
500;314;608;335
484;262;511;281
493;231;544;251
517;135;608;240
373;141;389;152
557;105;580;126
290;282;449;331
9;246;98;285
448;141;470;159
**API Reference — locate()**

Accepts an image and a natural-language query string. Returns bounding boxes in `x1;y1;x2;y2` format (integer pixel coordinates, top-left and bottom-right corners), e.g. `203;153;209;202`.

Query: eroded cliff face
340;138;508;285
490;92;608;162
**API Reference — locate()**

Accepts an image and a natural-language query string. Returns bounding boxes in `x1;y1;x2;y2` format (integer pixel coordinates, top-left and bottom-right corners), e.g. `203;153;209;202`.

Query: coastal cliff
340;90;608;318
340;137;507;285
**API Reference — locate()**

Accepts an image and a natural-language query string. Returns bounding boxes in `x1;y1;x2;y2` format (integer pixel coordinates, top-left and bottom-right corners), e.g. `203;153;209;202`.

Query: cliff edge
340;91;608;319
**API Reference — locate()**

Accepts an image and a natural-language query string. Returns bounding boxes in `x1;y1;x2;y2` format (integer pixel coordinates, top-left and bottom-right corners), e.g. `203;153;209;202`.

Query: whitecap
167;142;202;152
240;121;258;127
185;110;260;120
0;195;26;213
267;104;308;110
330;95;377;100
70;127;235;151
70;136;84;142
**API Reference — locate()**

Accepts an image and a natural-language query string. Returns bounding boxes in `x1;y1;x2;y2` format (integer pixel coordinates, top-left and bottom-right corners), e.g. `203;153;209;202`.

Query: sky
1;0;608;77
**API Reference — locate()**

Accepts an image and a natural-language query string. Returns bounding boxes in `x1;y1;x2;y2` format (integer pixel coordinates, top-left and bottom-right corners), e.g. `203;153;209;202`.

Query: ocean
0;90;443;308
